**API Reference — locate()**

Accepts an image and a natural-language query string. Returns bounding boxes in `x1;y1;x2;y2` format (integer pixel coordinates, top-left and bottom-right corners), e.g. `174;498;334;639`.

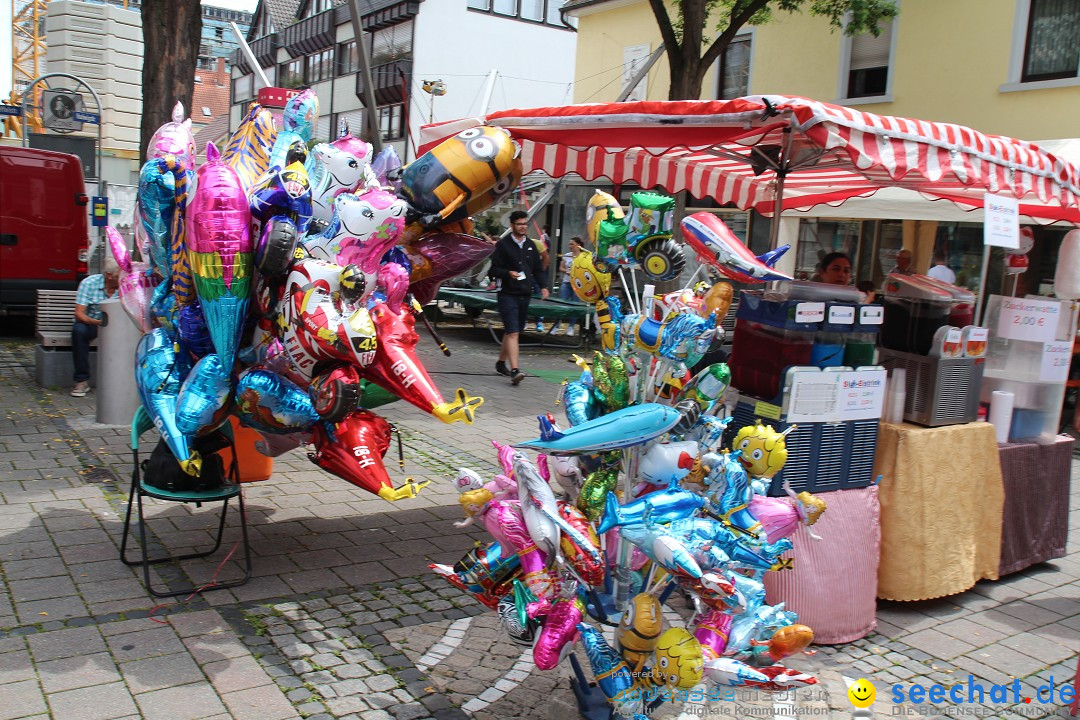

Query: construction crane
10;0;49;133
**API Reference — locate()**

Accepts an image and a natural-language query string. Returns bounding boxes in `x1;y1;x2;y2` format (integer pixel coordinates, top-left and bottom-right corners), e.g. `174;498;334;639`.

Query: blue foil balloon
138;160;176;276
176;354;232;437
178;301;214;360
596;487;705;535
576;623;639;710
150;281;177;338
562;381;595;427
136;328;200;475
235;368;319;434
268;89;318;169
382;245;411;274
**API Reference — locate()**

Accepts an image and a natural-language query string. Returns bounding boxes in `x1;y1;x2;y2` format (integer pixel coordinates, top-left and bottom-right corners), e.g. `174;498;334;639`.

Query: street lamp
421;79;446;123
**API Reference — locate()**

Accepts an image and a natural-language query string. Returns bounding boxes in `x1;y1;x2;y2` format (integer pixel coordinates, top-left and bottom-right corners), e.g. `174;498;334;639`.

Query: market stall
420;97;1079;650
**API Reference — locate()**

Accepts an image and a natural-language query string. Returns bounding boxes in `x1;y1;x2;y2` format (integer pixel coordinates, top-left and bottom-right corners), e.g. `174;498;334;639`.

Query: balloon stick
410;297;451;356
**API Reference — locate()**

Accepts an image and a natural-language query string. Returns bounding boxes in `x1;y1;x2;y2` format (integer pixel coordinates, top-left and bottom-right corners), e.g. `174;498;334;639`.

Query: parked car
0;146;90;313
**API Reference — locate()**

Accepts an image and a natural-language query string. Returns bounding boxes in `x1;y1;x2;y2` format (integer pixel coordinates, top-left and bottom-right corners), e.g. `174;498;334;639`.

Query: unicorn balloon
307;132;378;223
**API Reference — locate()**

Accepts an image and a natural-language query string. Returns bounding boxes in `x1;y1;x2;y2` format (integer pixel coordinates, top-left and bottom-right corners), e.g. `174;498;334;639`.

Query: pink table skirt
764;484;881;645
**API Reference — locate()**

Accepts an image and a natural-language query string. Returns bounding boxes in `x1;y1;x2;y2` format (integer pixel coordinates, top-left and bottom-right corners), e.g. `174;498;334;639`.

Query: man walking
489;211;548;385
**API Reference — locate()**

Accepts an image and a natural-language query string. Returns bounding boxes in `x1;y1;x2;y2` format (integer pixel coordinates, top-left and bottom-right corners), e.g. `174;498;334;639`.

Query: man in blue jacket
489;211;549;385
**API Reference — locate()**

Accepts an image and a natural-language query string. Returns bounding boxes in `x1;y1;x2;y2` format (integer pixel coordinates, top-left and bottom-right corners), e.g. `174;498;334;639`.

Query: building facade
229;0;578;163
564;0;1079;297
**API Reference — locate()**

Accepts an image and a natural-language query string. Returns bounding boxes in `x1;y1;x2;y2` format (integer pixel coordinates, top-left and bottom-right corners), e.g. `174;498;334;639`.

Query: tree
647;0;899;100
140;0;202;161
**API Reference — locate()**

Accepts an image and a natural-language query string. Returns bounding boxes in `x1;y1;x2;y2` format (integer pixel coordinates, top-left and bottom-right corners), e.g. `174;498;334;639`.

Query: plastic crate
879;348;985;427
729;321;813;402
729;398;880;496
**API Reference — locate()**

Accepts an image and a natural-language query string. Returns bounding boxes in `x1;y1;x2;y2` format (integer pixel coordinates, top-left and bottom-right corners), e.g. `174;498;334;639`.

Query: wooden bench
36;290;94;349
35;289;96;387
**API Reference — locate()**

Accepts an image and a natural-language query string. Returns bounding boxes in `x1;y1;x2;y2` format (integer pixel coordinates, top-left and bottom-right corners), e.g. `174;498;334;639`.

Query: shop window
338;41;359;75
280;59;304;88
378;103;405;140
842;17;895;100
717;34;751;100
1022;0;1080;81
306;49;334;84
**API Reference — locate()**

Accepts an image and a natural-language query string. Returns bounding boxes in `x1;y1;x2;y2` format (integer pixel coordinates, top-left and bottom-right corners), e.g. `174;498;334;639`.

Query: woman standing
554;237;586;336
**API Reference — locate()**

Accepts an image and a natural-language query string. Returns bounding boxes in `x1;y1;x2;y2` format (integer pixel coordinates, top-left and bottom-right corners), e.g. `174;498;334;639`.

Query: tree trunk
667;59;706;100
140;0;202;163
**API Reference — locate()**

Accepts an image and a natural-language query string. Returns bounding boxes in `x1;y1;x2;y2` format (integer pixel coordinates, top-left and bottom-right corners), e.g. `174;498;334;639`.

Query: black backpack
141;431;232;494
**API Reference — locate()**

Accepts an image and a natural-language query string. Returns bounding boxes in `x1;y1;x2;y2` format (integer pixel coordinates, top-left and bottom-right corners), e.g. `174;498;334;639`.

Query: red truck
0;146;90;313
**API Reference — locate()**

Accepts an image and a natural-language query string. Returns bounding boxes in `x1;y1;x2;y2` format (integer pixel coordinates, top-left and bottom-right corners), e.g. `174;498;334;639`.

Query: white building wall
409;3;577;158
46;0;143;154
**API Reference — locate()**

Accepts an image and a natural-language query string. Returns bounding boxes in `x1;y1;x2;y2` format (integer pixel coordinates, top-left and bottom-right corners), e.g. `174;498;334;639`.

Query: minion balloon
400;126;520;225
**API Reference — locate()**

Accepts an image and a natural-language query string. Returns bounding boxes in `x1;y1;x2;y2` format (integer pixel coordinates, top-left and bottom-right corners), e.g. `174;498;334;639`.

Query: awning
418;96;1080;225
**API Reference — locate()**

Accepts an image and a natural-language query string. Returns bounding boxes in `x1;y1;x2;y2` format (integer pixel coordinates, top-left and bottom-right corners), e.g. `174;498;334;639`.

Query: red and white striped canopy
418;96;1080;225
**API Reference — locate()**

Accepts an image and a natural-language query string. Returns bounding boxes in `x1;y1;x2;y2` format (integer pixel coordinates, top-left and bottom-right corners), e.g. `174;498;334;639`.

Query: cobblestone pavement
0;314;1077;720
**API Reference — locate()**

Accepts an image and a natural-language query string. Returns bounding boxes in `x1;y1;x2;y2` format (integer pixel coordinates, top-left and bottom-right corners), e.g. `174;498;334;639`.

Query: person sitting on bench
71;256;119;397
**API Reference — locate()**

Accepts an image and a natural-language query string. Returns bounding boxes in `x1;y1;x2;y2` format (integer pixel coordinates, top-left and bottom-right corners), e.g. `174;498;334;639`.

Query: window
1022;0;1080;81
338;41;359;75
255;9;273;37
305;49;334;84
370;20;413;66
232;74;253;103
469;0;571;27
378;103;405;140
202;107;213;117
717;34;751;100
843;17;895;99
280;59;304;88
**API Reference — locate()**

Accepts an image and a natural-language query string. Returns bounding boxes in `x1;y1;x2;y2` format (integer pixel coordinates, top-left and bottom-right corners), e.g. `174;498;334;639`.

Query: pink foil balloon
482;499;555;600
533;595;585;670
106;227;133;274
695;609;734;659
376;262;409;314
118;261;156;333
747;495;801;542
147;101;196;170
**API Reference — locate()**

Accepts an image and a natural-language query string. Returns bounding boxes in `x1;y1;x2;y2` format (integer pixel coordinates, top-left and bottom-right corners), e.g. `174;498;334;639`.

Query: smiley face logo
848;677;876;708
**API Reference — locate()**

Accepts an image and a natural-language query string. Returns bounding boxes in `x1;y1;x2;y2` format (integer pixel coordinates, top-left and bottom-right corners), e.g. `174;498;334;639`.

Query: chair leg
119;452;142;567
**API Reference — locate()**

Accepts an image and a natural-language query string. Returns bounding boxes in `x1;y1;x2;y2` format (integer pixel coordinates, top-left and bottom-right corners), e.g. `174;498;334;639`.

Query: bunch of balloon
423;182;828;719
112;99;544;503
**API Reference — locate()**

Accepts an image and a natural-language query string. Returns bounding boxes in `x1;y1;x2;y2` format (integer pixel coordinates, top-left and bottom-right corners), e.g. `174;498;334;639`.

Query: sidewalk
0;319;1077;720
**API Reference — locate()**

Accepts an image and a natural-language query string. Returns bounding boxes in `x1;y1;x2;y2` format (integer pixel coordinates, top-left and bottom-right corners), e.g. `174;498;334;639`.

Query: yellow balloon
569;251;611;304
584;190;624;247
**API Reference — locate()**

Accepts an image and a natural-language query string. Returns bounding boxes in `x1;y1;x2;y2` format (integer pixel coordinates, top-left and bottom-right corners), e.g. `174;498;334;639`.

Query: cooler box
219;417;274;483
729;321;813;401
730;398;879;496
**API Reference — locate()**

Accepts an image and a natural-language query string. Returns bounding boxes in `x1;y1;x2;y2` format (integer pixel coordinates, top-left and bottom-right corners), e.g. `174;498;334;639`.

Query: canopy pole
769;123;794;251
974;244;992;323
348;0;383;155
479;70;499;116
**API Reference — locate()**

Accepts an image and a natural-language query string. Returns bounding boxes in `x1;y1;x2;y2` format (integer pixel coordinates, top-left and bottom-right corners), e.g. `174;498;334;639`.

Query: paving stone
0;679;48;720
118;652;204;694
325;696;370;714
902;628;976;660
366;674;399;692
220;685;299;720
48;681;140;720
27;625;106;662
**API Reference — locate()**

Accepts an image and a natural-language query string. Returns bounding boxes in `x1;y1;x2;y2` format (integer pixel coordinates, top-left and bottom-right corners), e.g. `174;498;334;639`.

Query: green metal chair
120;406;252;598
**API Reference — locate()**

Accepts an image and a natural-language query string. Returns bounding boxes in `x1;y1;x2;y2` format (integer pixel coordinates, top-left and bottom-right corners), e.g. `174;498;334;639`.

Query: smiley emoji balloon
848;677;876;708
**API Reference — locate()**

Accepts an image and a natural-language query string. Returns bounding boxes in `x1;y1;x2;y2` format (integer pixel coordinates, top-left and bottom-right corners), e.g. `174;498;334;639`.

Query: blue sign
0;106;22;117
92;196;108;227
73;111;99;124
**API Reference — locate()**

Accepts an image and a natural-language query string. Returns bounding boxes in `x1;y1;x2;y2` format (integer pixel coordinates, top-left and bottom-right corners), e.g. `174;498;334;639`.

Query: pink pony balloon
106;227;132;274
695;609;734;659
147;101;196;170
492;439;516;478
482;499;555;601
329;189;408;272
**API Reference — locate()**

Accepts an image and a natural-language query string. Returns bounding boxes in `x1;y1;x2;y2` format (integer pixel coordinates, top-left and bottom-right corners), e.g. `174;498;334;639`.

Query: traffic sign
0;105;22;117
73;111;99;124
41;88;85;133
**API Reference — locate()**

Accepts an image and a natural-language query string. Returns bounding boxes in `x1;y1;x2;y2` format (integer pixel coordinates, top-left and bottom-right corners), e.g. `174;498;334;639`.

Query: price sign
1040;342;1072;382
795;302;825;323
997;297;1060;343
860;305;884;325
828;305;855;324
984;193;1019;249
